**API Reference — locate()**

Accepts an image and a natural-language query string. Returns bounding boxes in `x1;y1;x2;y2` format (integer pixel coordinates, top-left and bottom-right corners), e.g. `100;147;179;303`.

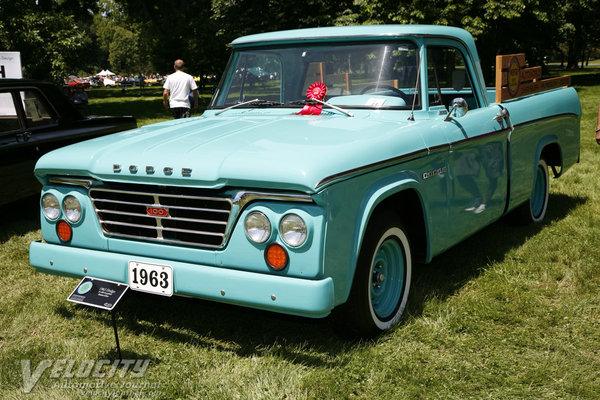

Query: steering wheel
360;84;411;103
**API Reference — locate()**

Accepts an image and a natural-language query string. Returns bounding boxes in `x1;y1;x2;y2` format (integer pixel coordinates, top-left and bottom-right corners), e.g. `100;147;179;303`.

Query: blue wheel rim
370;237;405;321
531;164;546;217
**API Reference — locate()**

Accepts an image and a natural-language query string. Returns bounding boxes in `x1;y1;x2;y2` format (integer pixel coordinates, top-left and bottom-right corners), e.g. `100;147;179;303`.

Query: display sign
68;277;129;311
0;52;22;79
495;53;570;103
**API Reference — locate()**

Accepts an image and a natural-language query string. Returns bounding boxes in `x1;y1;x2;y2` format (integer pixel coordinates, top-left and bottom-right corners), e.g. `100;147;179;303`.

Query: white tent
96;70;116;76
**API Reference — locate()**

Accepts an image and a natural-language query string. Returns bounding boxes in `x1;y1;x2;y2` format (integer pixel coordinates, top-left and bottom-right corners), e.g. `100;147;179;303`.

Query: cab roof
231;24;476;49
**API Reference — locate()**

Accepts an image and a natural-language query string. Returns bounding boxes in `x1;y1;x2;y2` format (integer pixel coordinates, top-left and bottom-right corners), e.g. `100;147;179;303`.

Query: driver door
426;45;509;241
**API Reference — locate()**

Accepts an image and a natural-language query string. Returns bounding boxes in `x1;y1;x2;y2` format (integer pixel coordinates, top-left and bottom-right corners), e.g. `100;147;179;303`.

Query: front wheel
334;218;412;337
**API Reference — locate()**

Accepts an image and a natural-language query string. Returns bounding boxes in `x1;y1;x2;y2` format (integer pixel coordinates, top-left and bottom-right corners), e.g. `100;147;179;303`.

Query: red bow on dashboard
296;82;327;115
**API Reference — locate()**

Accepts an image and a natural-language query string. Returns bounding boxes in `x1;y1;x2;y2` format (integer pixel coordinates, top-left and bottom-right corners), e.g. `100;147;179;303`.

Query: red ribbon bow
296;82;327;115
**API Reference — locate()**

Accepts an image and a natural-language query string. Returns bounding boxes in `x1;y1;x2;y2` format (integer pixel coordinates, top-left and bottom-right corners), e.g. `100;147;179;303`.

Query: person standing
163;59;199;119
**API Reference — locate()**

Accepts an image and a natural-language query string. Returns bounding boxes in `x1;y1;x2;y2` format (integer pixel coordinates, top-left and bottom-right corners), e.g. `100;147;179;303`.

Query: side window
225;53;281;104
427;47;478;110
19;90;57;128
0;92;21;133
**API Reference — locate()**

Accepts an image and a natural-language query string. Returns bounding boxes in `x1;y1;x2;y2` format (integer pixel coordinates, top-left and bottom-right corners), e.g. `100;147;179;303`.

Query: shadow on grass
54;193;586;366
569;73;600;87
0;195;40;244
408;192;587;317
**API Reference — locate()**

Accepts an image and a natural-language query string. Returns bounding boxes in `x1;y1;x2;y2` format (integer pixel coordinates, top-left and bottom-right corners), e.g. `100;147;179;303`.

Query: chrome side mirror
444;97;468;121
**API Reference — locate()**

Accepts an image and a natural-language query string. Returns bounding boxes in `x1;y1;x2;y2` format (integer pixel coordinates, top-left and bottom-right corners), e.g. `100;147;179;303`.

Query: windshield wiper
215;99;283;115
289;99;353;117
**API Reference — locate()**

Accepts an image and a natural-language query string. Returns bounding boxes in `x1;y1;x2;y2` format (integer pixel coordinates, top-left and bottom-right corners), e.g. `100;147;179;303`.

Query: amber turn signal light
265;243;288;270
56;220;72;242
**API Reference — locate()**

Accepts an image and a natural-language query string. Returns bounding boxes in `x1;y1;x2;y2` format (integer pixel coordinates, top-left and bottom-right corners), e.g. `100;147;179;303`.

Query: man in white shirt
162;59;199;119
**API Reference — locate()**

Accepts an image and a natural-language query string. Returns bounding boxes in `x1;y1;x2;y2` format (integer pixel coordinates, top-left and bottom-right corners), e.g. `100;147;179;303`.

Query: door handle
16;131;32;142
493;108;510;122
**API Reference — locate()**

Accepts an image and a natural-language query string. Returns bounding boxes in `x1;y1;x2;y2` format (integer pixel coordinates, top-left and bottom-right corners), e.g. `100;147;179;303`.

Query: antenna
407;50;421;121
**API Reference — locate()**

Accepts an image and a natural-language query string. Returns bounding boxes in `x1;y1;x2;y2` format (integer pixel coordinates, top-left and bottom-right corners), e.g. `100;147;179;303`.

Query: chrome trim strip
315;127;512;190
92;198;230;214
315;112;580;190
101;231;225;249
232;191;313;207
315;149;428;190
99;220;225;237
96;209;228;225
49;177;93;188
90;188;233;203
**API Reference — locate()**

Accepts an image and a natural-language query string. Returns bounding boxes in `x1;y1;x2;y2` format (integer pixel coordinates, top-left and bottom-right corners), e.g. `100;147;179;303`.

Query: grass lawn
0;74;599;399
86;86;213;127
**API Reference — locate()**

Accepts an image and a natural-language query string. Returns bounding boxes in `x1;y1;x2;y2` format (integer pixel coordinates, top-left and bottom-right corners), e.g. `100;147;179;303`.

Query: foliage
338;0;568;79
92;0;144;74
113;0;221;75
0;1;93;80
4;0;600;79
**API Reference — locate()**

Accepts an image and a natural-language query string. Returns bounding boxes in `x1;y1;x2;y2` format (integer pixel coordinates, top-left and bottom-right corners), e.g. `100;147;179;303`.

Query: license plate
128;261;173;296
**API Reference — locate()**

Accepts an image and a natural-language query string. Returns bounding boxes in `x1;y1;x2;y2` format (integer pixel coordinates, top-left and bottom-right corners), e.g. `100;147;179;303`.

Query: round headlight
280;214;307;247
63;195;82;223
42;193;60;220
245;211;271;243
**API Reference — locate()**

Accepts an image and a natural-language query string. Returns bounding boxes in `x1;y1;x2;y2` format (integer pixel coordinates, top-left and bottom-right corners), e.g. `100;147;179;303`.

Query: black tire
509;158;549;224
334;217;412;338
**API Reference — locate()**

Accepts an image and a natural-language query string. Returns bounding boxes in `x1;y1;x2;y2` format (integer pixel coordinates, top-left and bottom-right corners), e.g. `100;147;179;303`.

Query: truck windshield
211;41;420;110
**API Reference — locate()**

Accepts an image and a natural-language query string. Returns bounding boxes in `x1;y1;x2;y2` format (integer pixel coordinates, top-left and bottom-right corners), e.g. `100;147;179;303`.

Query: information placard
0;52;22;79
68;277;128;311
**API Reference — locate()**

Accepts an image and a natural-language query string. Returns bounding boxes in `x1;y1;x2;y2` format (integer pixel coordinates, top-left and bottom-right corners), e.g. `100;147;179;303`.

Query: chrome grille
89;187;232;248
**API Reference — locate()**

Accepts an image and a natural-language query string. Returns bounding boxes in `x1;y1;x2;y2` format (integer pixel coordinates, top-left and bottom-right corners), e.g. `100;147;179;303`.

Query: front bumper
29;240;335;318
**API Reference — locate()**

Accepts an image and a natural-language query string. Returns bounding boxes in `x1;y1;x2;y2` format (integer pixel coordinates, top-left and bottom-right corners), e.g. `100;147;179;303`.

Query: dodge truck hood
35;110;430;192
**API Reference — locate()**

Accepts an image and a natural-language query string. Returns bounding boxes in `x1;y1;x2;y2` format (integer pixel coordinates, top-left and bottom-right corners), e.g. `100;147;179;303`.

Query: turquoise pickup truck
30;25;580;337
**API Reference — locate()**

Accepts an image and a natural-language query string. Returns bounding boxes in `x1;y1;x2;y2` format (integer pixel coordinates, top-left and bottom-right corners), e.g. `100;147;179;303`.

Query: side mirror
444;97;468;121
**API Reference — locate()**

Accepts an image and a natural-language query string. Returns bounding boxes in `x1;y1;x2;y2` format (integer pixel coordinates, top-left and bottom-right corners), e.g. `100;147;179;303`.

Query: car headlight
279;214;307;247
245;211;271;243
62;195;82;223
42;193;60;220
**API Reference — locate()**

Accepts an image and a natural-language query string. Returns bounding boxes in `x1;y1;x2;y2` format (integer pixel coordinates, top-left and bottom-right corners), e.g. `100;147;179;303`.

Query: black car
0;79;137;206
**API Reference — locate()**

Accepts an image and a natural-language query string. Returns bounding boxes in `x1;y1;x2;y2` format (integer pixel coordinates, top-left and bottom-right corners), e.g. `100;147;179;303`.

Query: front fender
328;171;428;305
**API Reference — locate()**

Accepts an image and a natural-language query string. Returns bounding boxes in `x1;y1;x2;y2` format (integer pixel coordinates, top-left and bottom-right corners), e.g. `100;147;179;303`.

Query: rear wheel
334;218;412;337
511;158;549;224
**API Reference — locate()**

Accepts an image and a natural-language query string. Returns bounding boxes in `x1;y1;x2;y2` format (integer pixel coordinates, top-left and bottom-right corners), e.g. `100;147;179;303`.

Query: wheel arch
356;180;428;262
535;135;563;177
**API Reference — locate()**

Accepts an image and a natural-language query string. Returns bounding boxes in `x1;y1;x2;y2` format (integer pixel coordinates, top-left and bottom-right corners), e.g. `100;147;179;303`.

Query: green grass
86;86;213;127
1;73;600;399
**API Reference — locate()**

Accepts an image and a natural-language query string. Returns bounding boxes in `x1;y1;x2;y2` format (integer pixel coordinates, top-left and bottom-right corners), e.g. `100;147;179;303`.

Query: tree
560;0;600;69
92;0;144;74
0;0;96;80
114;0;221;75
339;0;565;81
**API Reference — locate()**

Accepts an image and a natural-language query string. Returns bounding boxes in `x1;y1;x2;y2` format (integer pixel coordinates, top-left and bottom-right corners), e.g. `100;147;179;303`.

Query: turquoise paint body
30;25;580;318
